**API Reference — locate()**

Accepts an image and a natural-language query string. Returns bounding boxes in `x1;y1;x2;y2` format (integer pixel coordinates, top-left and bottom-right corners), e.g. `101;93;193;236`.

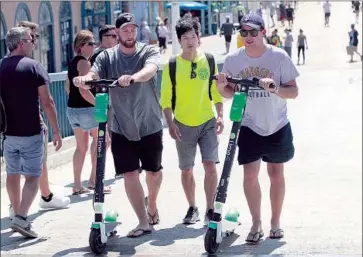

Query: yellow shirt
160;52;223;127
237;34;245;48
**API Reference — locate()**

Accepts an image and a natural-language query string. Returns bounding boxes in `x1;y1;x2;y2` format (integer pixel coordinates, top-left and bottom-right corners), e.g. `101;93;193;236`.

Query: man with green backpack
161;17;224;226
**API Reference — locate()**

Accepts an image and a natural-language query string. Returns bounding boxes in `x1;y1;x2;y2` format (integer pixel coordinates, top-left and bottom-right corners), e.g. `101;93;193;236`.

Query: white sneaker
39;195;70;209
9;205;15;220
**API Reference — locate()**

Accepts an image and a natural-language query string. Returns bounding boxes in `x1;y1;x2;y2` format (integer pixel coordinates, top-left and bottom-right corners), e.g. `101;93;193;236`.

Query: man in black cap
73;13;163;238
215;13;299;243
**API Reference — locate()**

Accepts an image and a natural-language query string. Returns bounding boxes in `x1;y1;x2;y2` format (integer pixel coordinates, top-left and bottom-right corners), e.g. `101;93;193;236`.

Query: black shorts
224;35;232;43
325;12;330;18
237;123;294;165
111;130;163;174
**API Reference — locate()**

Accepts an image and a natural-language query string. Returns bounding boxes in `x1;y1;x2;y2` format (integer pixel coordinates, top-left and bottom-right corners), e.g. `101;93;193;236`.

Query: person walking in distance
215;13;299;243
323;1;332;27
283;28;294;58
0;27;62;238
161;17;224;225
297;29;308;65
5;21;70;215
348;24;362;62
220;16;235;54
73;13;163;238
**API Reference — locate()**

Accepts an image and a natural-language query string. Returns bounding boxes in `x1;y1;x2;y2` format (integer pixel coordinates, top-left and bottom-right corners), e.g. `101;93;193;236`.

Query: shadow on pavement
0;178;115;250
53;223;207;256
217;238;286;255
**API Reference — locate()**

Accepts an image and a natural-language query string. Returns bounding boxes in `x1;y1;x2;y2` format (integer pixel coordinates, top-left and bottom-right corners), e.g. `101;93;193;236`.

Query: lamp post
171;1;180;55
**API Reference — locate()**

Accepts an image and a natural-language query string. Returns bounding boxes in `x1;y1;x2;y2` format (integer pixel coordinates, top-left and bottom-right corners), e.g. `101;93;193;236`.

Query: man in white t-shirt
215;13;299;243
323;1;332;26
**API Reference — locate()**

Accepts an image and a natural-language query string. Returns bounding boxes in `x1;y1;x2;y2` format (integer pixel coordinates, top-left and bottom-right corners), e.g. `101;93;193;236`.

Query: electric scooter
83;78;133;254
204;76;275;254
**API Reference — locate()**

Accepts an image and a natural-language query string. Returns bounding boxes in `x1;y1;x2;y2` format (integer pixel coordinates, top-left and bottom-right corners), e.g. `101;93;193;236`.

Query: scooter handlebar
212;75;276;89
82;78;134;88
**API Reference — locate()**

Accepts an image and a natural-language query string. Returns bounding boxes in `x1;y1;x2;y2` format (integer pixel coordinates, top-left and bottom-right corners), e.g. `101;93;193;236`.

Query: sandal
72;187;90;195
87;184;112;194
127;228;152;238
269;228;284;239
147;210;160;225
245;231;264;244
144;196;160;225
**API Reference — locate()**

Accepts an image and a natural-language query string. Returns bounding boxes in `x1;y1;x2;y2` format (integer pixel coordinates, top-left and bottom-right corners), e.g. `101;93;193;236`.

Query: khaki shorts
43;131;48;164
175;118;219;170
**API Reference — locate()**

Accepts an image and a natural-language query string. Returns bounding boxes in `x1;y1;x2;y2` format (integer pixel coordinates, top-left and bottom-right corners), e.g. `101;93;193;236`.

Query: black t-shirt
90;48;105;66
286;8;294;18
353;1;360;11
0;55;49;136
67;55;95;108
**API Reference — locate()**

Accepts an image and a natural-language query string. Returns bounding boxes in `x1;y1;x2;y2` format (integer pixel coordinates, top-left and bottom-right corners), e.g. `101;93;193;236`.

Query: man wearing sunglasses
90;25;118;66
216;13;299;243
4;21;70;220
1;26;62;238
161;17;223;226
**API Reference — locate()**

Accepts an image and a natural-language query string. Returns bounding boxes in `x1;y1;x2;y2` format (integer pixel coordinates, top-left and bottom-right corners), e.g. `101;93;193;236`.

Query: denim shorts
3;132;44;177
67;107;98;132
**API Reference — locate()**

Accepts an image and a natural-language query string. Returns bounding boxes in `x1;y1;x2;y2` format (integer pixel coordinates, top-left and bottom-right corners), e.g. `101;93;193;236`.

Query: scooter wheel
204;228;220;254
89;228;106;254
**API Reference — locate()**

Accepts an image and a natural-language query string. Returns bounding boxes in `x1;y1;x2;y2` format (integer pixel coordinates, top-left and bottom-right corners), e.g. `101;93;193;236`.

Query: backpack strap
205;53;215;101
169;56;177;112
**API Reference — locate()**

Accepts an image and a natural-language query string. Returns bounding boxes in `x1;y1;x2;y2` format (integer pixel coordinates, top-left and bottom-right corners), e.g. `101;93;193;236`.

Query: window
82;1;111;43
39;1;55;72
14;2;32;25
113;1;127;21
59;1;73;71
1;11;6;59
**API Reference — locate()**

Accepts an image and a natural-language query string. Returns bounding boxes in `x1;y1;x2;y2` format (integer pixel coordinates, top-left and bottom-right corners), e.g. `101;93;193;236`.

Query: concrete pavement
1;2;362;256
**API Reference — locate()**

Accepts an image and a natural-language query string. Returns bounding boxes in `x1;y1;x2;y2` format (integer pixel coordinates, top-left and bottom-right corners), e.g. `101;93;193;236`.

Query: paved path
1;2;362;256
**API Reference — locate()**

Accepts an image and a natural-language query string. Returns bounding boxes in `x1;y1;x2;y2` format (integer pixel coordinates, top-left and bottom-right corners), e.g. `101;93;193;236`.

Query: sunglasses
31;34;40;39
104;34;117;39
22;38;34;44
191;62;197;79
240;29;260;37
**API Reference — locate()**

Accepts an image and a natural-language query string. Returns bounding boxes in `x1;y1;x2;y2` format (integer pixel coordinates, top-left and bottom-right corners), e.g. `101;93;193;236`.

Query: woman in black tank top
66;30;112;195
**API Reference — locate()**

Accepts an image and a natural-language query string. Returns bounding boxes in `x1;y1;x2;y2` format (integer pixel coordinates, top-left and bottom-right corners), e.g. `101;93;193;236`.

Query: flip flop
148;210;160;225
127;228;152;238
87;185;112;194
269;228;284;239
72;187;90;195
145;196;160;225
245;231;264;244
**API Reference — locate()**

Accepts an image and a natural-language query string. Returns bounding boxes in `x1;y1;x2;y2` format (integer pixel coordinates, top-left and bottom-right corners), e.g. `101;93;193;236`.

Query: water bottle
229;92;247;122
95;93;109;123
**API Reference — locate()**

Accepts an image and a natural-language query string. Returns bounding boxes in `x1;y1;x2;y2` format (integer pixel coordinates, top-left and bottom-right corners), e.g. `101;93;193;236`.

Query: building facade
1;1;241;73
0;1;164;72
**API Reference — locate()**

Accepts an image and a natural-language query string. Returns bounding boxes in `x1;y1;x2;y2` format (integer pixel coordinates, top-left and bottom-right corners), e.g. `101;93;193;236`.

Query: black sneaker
183;207;200;224
204;209;214;226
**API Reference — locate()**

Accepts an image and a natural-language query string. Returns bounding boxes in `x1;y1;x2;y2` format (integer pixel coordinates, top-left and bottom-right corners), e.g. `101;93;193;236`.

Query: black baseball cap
240;13;265;30
115;13;139;29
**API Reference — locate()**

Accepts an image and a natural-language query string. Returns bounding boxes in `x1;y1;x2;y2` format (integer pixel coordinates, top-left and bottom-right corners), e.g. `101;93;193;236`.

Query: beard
120;38;136;48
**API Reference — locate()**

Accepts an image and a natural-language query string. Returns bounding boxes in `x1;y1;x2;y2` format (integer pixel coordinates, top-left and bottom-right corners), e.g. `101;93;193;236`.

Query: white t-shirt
222;45;300;136
323;2;331;13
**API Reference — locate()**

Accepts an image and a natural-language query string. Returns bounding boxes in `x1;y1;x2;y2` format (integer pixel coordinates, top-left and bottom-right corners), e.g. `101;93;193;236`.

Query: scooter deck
221;221;242;237
105;221;121;234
